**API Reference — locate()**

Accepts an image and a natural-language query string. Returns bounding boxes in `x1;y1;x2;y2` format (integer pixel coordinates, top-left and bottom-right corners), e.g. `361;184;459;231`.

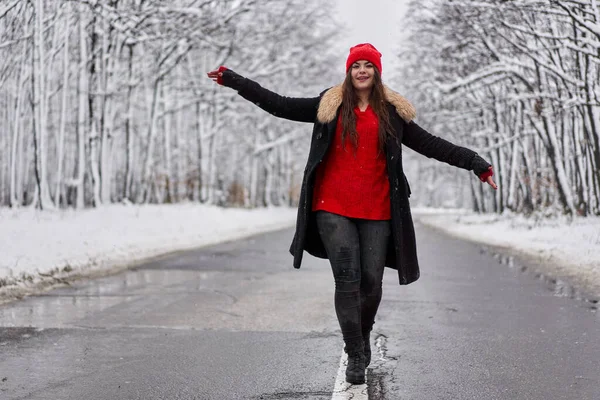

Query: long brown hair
340;68;396;153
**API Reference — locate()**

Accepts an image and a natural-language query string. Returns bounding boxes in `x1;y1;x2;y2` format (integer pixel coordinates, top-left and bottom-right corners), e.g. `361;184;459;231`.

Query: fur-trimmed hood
316;84;416;124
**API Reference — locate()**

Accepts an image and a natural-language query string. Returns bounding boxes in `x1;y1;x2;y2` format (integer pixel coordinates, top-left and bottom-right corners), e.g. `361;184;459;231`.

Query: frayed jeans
315;211;391;350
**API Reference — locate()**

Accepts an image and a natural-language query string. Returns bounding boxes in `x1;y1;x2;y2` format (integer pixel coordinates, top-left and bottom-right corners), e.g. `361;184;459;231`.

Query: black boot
363;332;371;367
345;345;366;384
344;334;372;368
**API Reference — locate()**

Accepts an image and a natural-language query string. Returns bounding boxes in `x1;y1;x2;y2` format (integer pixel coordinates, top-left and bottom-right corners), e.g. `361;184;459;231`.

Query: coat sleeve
221;69;320;123
402;121;492;176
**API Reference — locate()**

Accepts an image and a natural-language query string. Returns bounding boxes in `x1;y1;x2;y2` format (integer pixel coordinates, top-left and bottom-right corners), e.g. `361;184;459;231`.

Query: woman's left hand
486;175;498;190
207;66;228;85
480;166;498;190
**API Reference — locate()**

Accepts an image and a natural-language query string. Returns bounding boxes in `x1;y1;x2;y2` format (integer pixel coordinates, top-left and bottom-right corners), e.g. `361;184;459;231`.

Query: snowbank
1;204;296;300
414;208;600;297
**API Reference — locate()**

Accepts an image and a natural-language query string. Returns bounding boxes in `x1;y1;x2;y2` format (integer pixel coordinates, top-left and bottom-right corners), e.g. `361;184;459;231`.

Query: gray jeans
315;211;391;348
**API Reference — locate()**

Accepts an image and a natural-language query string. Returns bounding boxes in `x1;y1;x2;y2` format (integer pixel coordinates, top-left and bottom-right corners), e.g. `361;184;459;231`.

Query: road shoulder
414;209;600;299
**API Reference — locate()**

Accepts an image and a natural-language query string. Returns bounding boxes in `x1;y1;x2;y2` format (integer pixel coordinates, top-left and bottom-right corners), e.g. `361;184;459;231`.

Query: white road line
331;349;369;399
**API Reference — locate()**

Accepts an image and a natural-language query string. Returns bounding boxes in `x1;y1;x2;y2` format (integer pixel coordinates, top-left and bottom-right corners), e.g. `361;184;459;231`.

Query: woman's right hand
207;66;227;85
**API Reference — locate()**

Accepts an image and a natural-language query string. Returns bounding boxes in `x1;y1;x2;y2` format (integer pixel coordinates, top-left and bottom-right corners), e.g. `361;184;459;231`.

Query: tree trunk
34;0;53;209
88;10;101;207
249;130;260;207
55;2;70;208
195;101;204;202
99;14;114;205
174;64;184;202
140;78;161;203
163;84;173;203
123;43;135;201
75;3;88;209
9;40;27;207
206;100;220;205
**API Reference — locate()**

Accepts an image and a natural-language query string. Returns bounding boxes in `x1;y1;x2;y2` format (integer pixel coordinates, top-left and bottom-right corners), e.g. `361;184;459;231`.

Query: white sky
333;0;412;73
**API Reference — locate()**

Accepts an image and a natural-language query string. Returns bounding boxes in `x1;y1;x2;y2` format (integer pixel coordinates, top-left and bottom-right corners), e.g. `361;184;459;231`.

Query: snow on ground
414;208;600;297
1;204;296;299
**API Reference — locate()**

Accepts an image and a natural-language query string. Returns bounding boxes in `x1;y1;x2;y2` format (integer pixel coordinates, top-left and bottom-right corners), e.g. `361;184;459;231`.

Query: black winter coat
221;69;491;285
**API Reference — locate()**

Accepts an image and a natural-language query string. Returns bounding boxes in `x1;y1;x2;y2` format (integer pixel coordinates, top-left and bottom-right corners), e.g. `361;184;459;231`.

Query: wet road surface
1;221;599;399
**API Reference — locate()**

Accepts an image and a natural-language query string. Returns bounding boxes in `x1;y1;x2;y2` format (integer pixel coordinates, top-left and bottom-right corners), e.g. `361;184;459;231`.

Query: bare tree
0;0;339;209
399;0;600;216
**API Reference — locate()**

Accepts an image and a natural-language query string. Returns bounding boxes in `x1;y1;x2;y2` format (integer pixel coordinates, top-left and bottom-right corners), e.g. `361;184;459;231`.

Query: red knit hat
345;43;382;74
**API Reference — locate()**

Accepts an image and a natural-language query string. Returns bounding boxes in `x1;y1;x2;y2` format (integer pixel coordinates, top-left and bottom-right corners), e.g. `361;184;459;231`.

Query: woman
208;43;497;385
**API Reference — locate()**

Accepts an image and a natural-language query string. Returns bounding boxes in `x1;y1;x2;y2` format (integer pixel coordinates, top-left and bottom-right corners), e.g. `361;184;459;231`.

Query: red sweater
312;105;391;220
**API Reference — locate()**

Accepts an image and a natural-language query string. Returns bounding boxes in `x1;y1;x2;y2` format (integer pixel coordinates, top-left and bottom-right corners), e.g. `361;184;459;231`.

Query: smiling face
350;60;375;92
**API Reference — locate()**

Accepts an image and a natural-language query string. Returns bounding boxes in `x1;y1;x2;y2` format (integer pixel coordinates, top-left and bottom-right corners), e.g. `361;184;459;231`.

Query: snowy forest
0;0;338;210
400;0;600;216
0;0;599;217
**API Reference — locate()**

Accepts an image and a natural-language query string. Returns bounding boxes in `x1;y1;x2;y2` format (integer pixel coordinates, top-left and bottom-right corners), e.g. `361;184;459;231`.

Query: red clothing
479;166;494;182
312;105;391;220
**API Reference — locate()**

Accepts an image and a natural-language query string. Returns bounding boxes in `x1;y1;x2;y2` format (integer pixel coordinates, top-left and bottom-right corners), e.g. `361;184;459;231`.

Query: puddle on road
480;246;599;313
373;334;397;363
0;269;224;329
0;327;43;345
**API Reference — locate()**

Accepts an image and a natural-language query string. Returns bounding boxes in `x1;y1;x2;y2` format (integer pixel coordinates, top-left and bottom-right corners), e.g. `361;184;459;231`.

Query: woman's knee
361;276;383;296
334;278;361;293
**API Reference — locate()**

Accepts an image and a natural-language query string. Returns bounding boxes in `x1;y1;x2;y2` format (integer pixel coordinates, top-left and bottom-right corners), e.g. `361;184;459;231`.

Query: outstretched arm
402;121;498;190
207;66;320;123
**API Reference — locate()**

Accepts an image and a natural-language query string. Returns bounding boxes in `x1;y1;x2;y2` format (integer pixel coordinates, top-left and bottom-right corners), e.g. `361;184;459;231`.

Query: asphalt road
1;221;599;399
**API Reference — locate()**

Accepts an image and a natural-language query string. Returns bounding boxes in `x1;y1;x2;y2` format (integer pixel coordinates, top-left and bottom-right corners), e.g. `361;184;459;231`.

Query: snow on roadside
414;208;600;296
1;204;296;296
